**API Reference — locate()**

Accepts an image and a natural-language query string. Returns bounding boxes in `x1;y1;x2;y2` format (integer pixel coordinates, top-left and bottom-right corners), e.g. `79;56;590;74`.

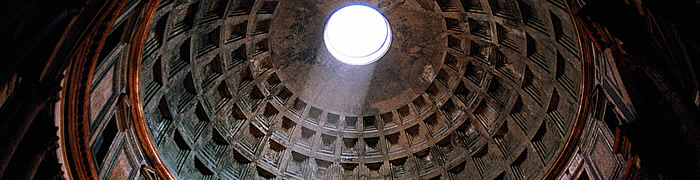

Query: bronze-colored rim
125;0;176;179
541;3;595;179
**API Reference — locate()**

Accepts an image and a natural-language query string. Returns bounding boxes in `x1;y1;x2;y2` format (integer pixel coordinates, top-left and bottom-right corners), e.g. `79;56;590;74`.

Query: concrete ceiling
139;0;583;179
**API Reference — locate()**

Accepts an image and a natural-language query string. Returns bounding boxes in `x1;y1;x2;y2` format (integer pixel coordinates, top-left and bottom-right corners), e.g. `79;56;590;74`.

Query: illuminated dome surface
323;5;391;65
139;0;585;179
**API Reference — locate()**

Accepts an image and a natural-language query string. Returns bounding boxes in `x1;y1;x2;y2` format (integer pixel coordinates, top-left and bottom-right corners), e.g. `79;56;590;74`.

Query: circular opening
324;4;391;65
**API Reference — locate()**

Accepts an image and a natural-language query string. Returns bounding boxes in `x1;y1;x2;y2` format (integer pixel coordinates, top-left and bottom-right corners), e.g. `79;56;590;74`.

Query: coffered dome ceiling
139;0;583;179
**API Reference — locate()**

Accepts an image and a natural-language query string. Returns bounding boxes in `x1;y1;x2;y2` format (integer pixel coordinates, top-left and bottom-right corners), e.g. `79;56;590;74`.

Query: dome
139;0;583;179
3;0;699;179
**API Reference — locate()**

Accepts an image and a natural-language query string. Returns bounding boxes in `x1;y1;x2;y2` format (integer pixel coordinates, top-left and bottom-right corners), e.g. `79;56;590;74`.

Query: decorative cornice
62;0;126;179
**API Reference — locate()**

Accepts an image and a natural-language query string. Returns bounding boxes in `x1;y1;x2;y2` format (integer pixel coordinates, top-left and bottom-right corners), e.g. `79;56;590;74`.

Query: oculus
324;4;391;65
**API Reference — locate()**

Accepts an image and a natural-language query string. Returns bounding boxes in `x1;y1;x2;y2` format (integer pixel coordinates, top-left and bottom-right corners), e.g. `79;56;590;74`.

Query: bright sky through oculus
324;5;391;65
